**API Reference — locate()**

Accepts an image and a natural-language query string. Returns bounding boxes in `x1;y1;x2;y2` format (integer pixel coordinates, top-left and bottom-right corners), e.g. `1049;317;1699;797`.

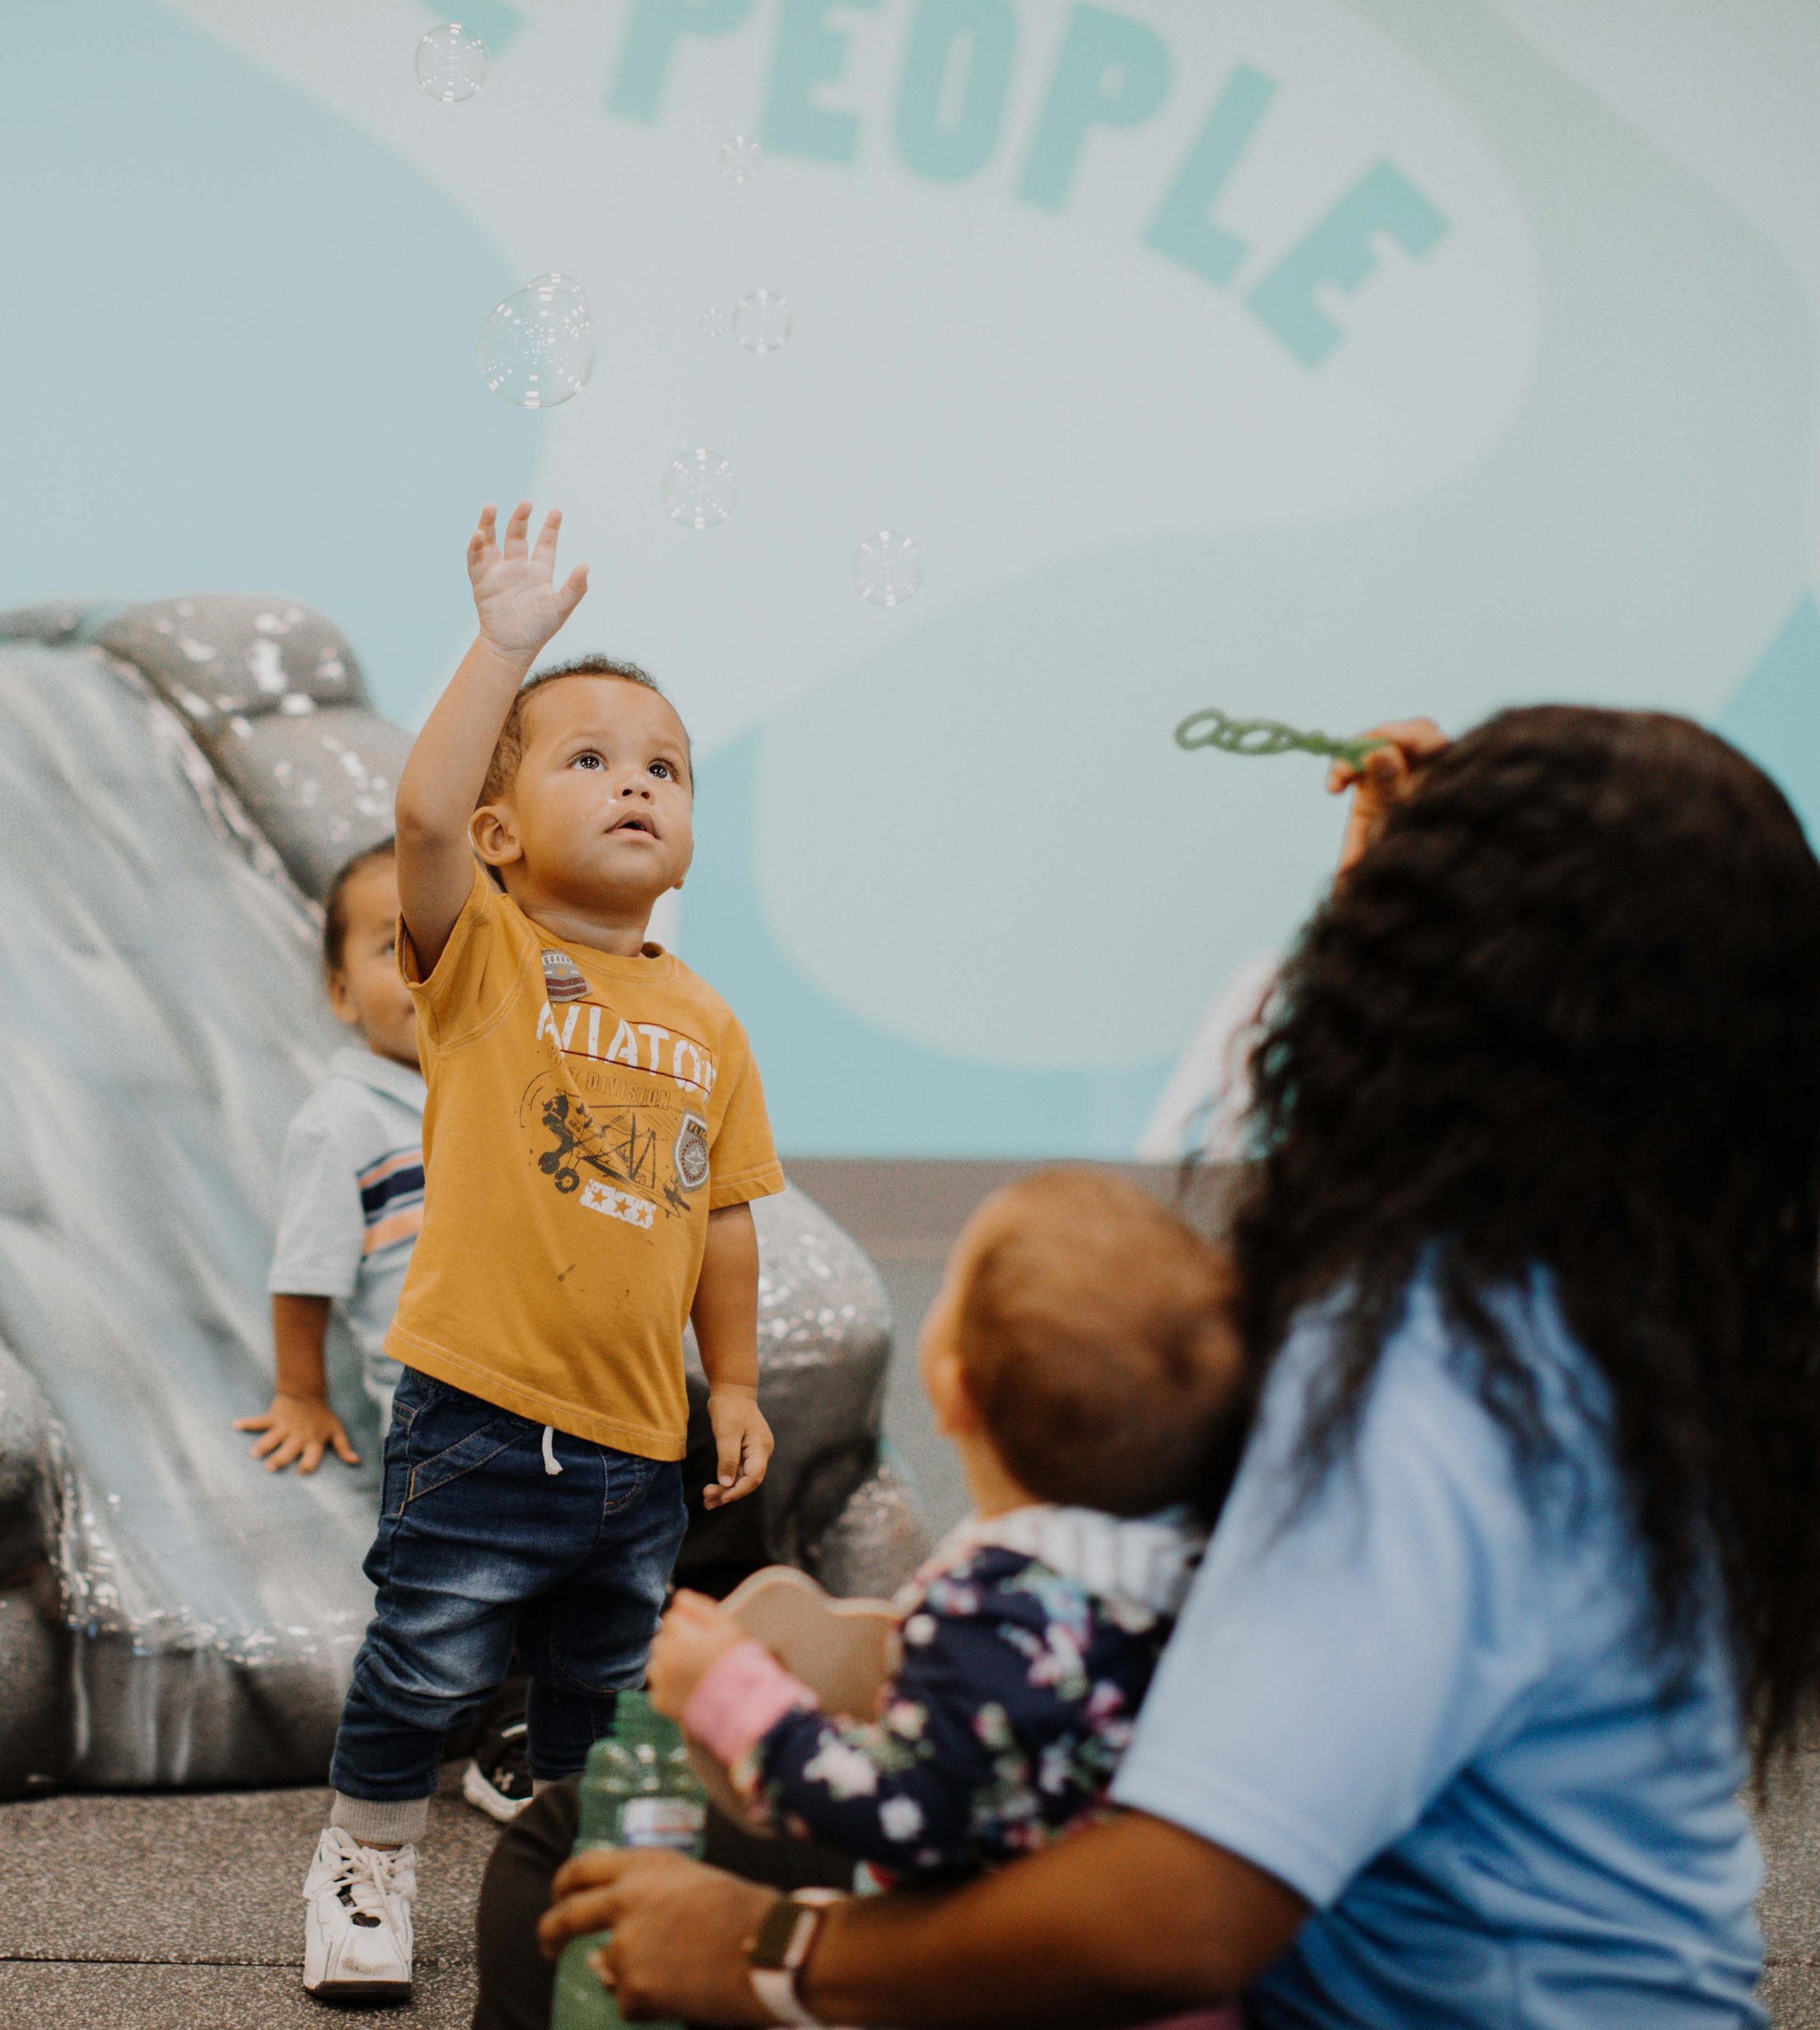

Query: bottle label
617;1796;707;1851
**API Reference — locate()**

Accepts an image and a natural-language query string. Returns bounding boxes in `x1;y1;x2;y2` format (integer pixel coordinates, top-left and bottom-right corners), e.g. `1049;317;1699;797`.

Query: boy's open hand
648;1589;746;1721
233;1392;359;1474
468;500;589;659
703;1385;772;1508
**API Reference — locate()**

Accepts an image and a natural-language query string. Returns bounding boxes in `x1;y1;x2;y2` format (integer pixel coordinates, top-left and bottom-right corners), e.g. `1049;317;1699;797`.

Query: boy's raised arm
393;501;588;975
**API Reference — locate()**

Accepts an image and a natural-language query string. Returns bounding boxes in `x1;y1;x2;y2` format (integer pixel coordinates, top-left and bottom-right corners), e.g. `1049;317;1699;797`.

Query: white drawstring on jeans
542;1424;562;1477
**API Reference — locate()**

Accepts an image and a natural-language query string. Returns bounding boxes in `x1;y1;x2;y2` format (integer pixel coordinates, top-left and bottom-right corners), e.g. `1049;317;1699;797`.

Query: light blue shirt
267;1048;426;1430
1113;1276;1765;2028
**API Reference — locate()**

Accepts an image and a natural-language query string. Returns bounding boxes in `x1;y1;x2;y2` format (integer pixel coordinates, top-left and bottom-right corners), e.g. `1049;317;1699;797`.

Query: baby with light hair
651;1167;1246;2024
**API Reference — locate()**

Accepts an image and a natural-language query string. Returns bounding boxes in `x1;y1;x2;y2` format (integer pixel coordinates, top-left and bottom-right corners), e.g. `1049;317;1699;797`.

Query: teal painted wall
3;1;1816;1155
0;1;535;718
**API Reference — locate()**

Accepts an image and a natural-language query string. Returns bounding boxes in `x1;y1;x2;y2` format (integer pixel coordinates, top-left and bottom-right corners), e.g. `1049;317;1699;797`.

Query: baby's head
471;657;694;923
920;1168;1243;1519
324;838;419;1071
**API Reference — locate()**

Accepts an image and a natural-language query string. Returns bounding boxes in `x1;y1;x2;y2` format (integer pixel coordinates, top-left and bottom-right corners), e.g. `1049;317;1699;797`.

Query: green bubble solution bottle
550;1691;710;2030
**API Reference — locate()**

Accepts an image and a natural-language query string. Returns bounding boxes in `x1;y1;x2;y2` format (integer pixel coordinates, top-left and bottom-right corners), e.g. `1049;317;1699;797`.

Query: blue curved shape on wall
694;594;1820;1159
1715;598;1820;840
687;730;1172;1158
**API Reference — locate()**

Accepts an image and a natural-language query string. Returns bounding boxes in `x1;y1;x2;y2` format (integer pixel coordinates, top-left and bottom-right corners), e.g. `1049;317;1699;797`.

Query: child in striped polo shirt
238;839;425;1472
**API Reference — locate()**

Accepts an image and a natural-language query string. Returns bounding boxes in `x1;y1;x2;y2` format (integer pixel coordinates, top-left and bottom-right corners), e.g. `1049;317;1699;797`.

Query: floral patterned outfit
685;1506;1205;1885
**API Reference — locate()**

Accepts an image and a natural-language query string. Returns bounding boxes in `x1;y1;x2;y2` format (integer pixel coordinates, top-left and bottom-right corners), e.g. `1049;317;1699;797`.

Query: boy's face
474;676;694;920
328;858;420;1071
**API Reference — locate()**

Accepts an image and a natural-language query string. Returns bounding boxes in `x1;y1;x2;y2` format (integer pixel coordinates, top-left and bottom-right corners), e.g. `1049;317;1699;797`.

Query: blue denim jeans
329;1367;687;1801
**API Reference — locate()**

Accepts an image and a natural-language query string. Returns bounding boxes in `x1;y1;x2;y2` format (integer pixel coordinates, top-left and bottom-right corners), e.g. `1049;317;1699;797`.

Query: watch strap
750;1964;826;2026
747;1889;844;2028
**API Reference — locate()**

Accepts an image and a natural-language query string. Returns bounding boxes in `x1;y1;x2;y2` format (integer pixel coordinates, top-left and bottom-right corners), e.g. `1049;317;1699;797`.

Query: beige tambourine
688;1565;898;1834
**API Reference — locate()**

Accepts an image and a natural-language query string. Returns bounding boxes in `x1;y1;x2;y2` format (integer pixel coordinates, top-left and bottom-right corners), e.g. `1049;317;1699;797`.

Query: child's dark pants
330;1366;686;1814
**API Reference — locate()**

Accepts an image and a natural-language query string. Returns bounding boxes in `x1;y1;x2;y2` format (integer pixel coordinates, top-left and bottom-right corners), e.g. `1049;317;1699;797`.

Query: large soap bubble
416;23;489;103
478;273;595;409
851;531;925;607
734;289;793;354
662;450;738;530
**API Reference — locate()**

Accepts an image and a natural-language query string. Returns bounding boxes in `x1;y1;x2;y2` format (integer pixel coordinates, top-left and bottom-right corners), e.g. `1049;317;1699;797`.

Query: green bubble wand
1174;707;1390;771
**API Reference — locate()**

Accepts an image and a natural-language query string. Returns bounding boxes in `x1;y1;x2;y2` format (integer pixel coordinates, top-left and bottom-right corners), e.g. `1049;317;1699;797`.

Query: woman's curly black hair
1230;706;1820;1765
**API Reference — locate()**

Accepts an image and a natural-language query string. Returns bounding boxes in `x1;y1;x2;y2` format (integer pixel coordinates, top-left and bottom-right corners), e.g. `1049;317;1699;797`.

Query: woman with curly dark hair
542;707;1820;2030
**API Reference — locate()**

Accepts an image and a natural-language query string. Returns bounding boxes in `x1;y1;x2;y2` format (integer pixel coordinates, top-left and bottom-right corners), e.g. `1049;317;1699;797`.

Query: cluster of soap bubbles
479;272;595;410
418;28;924;603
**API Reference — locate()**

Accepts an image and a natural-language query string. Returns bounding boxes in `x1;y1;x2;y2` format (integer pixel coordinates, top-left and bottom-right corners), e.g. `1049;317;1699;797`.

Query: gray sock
329;1791;431;1847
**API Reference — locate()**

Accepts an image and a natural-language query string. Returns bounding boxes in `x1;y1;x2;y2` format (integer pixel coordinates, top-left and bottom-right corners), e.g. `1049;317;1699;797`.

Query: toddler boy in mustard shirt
301;501;783;2004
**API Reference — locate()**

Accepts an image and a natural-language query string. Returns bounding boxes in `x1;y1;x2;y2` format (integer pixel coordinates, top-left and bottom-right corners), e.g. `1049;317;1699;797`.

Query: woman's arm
806;1810;1305;2024
541;1812;1306;2028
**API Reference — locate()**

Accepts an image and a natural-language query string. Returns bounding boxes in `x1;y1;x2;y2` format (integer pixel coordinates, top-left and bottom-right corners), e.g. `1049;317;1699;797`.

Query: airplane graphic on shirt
527;976;715;1228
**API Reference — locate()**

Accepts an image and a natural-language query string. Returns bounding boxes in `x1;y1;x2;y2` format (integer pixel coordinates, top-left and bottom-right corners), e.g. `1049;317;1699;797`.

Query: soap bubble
851;531;925;607
719;135;761;183
662;450;738;530
416;23;489;103
525;270;589;320
733;289;793;354
479;273;595;409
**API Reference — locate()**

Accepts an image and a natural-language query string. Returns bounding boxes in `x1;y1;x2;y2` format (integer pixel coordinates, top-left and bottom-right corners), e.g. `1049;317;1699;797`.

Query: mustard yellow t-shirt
385;866;784;1459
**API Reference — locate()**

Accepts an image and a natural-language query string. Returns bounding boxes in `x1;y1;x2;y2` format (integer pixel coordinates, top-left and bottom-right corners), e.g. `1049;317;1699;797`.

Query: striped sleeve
267;1109;365;1300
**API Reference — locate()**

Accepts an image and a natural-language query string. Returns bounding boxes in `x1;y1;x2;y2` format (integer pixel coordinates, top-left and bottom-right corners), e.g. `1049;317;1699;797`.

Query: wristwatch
745;1887;843;2026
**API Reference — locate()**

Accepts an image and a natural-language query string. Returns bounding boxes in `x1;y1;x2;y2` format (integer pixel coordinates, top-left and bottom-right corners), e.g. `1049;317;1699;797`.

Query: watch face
751;1895;805;1971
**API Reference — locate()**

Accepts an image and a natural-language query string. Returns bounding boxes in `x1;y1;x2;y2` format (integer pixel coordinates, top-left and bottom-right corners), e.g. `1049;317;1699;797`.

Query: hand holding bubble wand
1174;707;1393;771
1177;707;1450;873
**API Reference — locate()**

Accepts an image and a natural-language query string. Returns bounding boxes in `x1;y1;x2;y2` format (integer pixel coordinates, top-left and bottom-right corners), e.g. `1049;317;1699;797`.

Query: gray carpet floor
0;1768;492;2030
4;1161;1819;2026
1760;1745;1820;2027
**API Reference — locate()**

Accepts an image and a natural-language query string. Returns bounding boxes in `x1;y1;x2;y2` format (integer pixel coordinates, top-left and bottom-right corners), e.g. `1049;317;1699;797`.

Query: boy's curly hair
1230;706;1820;1767
478;657;690;808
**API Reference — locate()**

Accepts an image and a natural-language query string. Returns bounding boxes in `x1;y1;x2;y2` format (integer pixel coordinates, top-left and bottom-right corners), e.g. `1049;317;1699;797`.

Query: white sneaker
462;1718;535;1823
301;1826;417;2002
